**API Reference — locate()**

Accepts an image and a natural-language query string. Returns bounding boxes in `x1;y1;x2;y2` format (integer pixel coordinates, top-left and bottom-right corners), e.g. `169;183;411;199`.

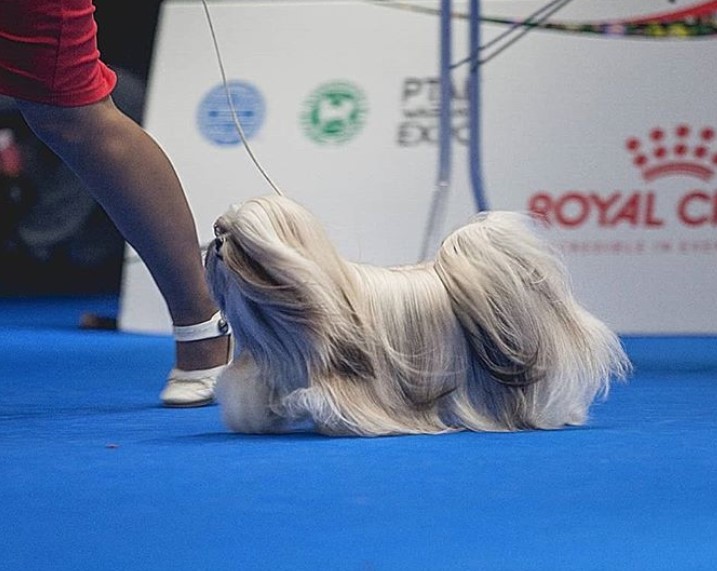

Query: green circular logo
301;81;368;145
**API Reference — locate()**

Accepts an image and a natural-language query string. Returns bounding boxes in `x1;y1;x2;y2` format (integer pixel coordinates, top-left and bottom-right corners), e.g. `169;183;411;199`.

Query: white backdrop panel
120;0;717;334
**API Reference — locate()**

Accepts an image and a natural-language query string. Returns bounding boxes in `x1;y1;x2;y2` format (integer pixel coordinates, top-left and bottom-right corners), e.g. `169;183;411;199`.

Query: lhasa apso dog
206;195;629;436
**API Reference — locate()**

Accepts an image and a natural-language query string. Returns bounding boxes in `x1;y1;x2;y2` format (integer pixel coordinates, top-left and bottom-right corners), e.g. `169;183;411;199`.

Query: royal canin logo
528;124;717;229
627;125;716;182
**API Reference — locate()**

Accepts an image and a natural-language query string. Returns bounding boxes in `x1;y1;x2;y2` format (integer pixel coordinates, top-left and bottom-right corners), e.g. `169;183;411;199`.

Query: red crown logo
626;125;716;182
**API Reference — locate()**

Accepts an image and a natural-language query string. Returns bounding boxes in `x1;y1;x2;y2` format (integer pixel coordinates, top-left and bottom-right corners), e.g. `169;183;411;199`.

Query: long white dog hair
205;195;630;436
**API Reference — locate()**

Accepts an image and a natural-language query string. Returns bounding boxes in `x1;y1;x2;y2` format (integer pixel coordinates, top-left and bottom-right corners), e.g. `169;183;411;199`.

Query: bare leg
17;96;228;372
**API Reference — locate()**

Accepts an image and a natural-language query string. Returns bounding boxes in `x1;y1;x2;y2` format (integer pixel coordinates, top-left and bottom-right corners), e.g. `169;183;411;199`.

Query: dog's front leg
215;352;282;433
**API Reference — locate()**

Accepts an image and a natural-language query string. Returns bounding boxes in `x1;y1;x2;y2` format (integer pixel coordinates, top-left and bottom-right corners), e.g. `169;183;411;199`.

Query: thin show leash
200;0;284;198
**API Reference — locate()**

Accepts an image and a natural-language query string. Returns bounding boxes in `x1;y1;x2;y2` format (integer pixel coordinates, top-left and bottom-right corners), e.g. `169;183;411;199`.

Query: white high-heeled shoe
160;311;231;407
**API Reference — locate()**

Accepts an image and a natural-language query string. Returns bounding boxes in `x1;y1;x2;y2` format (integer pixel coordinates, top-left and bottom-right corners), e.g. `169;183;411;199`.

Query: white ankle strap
173;311;231;342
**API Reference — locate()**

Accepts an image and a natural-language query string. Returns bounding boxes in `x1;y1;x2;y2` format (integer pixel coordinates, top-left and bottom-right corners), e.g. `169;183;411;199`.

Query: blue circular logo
197;81;265;146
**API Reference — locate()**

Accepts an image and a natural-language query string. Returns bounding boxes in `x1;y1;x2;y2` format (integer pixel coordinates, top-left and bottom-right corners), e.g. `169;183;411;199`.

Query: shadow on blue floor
1;297;716;570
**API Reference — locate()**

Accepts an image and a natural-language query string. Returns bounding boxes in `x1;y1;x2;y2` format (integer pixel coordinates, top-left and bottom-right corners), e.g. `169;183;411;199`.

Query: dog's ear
215;197;340;309
218;228;285;292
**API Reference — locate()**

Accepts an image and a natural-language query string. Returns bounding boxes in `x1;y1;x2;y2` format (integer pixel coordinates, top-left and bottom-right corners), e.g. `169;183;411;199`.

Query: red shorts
0;0;116;106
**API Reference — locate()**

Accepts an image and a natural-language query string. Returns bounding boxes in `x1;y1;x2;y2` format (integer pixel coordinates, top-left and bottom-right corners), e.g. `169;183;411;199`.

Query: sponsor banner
120;0;717;334
476;1;717;333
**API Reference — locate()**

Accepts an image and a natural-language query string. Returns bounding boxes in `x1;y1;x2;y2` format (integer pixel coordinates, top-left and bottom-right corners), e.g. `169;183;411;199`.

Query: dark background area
0;1;163;297
94;0;163;83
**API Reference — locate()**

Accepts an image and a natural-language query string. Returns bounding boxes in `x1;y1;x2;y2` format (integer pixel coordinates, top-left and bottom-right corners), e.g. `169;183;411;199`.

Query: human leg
2;0;228;405
18;96;229;404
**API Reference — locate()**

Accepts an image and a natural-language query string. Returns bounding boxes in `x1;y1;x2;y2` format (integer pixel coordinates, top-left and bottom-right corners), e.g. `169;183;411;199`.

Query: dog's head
206;195;351;302
205;195;370;376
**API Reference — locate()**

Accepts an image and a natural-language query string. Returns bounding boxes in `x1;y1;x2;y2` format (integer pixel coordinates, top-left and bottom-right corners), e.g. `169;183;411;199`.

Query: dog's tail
434;211;630;430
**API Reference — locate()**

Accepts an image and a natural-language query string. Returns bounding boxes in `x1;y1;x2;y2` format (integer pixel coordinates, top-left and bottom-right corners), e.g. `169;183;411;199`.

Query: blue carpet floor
1;297;716;570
